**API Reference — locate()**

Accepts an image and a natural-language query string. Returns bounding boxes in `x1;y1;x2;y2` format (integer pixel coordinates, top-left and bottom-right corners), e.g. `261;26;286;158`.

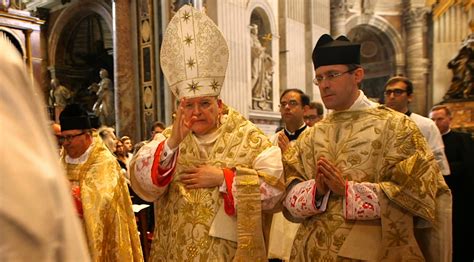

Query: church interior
1;0;473;142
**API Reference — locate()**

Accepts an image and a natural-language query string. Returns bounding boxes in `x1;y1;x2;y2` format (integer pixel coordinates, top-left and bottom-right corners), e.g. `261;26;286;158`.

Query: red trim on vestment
151;140;176;187
345;180;349;219
71;185;83;218
222;168;235;216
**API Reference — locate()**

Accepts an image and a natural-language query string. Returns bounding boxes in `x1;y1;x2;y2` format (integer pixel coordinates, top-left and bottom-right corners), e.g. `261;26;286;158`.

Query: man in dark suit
430;105;474;261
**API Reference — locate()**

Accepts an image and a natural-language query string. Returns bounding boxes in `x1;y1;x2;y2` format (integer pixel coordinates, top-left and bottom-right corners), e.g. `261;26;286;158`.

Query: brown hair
384;76;413;95
430;105;451;117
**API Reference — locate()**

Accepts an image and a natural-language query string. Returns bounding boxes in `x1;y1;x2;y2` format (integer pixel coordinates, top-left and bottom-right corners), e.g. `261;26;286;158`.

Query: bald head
52;123;61;136
51;123;62;147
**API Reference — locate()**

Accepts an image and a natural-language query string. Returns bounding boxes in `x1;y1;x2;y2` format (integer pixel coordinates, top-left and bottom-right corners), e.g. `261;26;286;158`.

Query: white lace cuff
284;179;327;218
132;140;163;195
344;181;380;220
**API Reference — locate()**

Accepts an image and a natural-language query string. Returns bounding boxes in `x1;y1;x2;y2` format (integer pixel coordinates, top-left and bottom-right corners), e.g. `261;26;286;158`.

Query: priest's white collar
65;138;94;164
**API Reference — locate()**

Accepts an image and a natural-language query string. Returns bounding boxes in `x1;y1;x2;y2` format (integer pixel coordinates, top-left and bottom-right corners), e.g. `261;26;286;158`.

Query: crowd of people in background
2;4;473;262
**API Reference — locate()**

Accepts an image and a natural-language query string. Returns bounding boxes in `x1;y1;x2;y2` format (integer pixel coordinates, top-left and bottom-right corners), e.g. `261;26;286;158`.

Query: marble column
114;0;138;140
404;7;429;115
330;0;346;37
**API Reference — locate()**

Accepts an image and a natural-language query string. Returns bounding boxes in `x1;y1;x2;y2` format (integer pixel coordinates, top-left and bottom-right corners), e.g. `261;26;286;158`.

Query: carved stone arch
48;1;112;67
247;0;277;37
345;14;404;73
345;15;404;103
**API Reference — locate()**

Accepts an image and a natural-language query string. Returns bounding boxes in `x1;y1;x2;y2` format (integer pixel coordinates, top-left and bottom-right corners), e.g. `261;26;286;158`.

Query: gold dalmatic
284;106;451;261
149;107;276;261
62;134;143;261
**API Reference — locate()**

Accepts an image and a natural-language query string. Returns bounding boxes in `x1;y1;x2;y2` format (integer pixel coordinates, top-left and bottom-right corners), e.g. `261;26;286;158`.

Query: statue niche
250;24;274;111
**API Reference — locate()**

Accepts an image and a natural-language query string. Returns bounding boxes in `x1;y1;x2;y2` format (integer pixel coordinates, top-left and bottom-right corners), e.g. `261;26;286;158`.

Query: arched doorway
348;25;396;103
52;13;113;111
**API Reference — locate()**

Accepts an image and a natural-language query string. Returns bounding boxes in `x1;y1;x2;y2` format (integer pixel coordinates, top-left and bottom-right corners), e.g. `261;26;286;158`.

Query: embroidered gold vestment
141;107;282;261
62;135;143;261
284;106;451;261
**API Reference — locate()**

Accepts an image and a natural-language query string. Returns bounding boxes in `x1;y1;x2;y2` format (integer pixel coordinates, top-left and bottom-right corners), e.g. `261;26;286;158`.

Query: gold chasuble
131;5;284;261
62;134;143;261
131;106;284;261
284;106;451;261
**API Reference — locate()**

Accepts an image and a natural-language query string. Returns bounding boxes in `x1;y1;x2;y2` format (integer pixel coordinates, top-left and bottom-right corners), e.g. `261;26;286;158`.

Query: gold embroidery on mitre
181;10;191;22
186;57;196;69
186;80;201;94
210;79;220;92
160;5;229;99
183;34;194;46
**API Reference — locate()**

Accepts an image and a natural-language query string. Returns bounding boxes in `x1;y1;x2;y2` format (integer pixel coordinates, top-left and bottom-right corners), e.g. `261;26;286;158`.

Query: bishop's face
182;96;222;136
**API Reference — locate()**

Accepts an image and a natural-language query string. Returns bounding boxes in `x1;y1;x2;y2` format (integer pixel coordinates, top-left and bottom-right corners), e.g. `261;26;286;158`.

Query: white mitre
160;5;229;99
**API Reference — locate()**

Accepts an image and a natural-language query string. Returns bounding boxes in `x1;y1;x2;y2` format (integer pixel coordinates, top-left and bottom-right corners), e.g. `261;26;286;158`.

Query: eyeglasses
304;115;319;121
384;89;407;96
59;132;86;143
313;68;357;85
279;100;300;108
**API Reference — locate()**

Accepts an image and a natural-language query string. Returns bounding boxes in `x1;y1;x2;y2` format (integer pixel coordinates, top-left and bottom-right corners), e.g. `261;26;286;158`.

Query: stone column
279;0;288;95
113;0;138;140
304;0;314;98
404;7;429;115
330;0;346;37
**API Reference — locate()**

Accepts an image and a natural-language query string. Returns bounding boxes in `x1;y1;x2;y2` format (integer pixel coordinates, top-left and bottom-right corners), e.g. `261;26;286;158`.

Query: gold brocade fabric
284;106;451;261
150;107;273;261
62;134;143;262
234;167;267;262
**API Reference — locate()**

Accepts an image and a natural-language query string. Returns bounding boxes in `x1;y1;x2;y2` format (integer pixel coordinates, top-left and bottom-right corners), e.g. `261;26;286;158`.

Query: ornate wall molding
403;7;429;28
246;0;277;38
345;14;405;73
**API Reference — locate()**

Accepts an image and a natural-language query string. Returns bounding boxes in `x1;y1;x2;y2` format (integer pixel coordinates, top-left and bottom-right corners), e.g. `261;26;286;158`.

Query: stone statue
50;78;72;108
250;24;274;108
50;78;73;122
88;68;115;126
444;33;474;100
